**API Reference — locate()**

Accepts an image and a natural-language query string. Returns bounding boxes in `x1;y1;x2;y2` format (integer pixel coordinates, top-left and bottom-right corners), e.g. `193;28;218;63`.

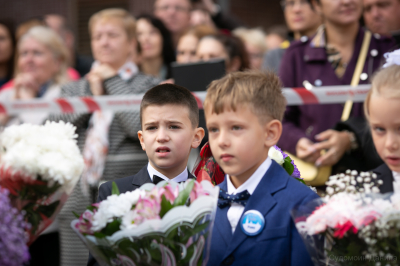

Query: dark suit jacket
372;163;394;194
97;165;196;202
88;165;196;266
207;160;319;266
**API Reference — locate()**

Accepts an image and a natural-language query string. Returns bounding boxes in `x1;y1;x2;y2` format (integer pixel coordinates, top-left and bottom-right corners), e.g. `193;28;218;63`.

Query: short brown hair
89;8;136;40
364;65;400;120
140;84;199;128
204;70;286;122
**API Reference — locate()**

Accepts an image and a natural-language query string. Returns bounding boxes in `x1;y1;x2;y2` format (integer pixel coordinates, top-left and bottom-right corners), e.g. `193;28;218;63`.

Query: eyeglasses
155;5;190;13
280;0;310;10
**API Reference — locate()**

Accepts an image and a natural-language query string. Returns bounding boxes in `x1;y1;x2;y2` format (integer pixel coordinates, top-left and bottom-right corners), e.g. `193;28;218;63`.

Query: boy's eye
146;126;157;130
208;127;218;133
373;126;385;134
169;125;180;129
232;125;242;131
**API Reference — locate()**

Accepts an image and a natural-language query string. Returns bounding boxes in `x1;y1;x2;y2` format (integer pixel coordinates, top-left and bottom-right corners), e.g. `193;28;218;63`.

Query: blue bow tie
218;189;251;208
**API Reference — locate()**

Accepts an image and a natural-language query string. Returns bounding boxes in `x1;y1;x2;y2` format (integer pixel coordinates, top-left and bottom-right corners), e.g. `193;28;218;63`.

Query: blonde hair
182;24;217;40
233;27;267;53
17;26;69;85
89;8;136;40
364;65;400;120
204;70;286;122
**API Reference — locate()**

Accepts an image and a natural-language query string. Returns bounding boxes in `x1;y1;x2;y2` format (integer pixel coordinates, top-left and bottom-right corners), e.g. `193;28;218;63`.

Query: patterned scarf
81;61;138;196
310;25;347;78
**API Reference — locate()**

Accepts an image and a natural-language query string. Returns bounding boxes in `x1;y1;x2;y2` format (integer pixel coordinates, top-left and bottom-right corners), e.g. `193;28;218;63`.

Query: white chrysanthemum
268;146;284;165
0;121;84;194
92;190;146;231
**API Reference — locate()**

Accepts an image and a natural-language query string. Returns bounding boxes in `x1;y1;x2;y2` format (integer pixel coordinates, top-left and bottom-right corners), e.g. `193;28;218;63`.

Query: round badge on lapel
240;210;265;236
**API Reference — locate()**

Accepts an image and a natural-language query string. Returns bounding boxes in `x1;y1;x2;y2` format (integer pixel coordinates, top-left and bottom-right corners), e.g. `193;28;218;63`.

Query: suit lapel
214;179;233;246
374;164;394;194
131;166;152;188
223;161;288;258
188;169;196;180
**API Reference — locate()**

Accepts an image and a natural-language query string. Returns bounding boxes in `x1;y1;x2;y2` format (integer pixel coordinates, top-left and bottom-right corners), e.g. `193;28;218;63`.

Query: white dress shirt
392;171;400;193
226;157;272;233
147;163;189;183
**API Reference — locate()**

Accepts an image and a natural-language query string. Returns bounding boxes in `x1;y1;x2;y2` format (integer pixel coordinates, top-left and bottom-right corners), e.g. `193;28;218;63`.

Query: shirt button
304;55;309;61
222;255;235;265
374;33;381;39
300;36;308;42
370;49;378;57
360;73;368;81
314;79;322;86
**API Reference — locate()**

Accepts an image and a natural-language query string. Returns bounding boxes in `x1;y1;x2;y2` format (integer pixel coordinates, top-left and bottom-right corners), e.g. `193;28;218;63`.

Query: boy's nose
156;128;170;142
217;130;230;148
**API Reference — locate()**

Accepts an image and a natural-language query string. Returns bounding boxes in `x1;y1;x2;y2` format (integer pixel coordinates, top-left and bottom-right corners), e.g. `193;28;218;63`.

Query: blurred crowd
0;0;399;265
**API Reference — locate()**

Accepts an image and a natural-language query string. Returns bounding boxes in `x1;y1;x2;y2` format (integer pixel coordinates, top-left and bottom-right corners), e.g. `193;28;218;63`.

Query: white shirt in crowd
226;157;272;233
147;162;188;183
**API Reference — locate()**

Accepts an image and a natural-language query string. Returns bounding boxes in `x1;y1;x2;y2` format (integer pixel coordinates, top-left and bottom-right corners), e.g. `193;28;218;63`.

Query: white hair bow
383;49;400;68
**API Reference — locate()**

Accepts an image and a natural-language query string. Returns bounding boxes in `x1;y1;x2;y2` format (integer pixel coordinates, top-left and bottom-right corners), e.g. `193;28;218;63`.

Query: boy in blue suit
204;71;319;266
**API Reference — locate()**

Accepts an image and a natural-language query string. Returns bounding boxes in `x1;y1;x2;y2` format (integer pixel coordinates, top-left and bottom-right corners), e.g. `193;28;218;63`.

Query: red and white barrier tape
0;84;371;115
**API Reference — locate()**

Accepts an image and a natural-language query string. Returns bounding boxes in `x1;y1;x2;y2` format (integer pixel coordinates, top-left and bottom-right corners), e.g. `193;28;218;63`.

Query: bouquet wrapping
72;179;219;266
0;121;84;244
292;170;400;266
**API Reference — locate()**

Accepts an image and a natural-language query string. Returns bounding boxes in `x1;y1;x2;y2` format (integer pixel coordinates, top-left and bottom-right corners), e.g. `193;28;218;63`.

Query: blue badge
240;210;265;236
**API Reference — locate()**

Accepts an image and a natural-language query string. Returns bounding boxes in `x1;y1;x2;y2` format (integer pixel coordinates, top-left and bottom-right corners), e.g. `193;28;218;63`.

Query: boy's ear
138;130;146;151
264;119;282;147
191;127;205;149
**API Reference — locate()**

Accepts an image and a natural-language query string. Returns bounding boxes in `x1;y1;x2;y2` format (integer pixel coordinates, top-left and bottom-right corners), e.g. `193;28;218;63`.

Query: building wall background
0;0;285;56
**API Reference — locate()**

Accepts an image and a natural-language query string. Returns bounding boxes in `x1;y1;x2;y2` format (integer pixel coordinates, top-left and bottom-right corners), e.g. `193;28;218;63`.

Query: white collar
147;162;188;183
392;171;400;193
227;157;272;195
90;61;139;81
393;171;400;182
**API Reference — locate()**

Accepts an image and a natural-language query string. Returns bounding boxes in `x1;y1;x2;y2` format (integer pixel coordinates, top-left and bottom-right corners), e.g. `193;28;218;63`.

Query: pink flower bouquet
0;121;84;244
292;170;400;266
72;179;219;266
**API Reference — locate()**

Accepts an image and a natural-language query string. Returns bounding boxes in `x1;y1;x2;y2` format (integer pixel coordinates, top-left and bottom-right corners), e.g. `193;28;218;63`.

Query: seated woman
0;26;69;126
136;14;175;80
49;8;160;266
278;0;396;174
196;33;250;72
0;20;15;88
176;24;216;63
233;27;267;70
0;25;69;266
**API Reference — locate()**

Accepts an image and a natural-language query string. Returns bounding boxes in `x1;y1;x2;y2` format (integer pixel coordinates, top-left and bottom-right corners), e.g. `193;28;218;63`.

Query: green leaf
295;178;306;184
72;211;80;218
36;200;60;218
111;182;120;195
87;205;97;212
282;156;294;175
101;218;121;236
160;195;173;218
173;179;195;207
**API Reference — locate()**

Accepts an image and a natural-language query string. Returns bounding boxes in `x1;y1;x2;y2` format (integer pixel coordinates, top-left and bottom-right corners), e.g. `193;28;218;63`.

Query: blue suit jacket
207;160;319;266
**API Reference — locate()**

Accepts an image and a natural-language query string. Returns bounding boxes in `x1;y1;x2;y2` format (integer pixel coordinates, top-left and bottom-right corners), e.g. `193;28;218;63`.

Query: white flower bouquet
0;121;84;244
72;180;218;266
292;170;400;266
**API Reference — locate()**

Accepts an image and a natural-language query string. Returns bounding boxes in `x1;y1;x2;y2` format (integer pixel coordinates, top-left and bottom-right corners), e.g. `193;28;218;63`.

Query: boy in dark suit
88;83;205;266
97;83;205;201
204;71;318;266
